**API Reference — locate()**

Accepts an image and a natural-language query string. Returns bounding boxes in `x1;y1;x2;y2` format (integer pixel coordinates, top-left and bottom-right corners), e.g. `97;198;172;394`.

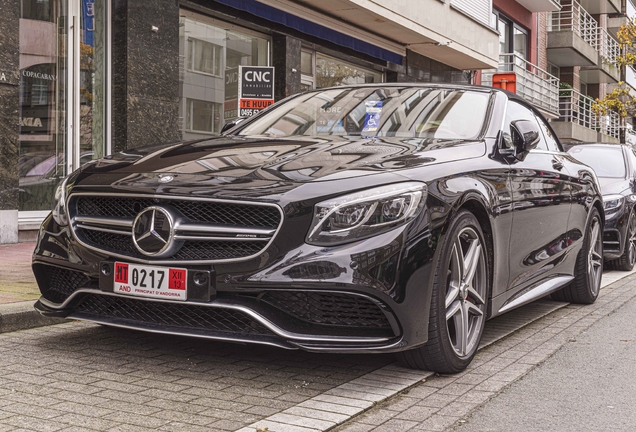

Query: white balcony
548;0;620;82
482;54;560;118
551;88;620;143
579;0;620;14
547;0;600;67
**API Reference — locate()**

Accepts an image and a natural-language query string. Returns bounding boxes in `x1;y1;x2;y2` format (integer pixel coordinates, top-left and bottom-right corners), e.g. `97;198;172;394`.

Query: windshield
237;87;491;140
569;146;626;178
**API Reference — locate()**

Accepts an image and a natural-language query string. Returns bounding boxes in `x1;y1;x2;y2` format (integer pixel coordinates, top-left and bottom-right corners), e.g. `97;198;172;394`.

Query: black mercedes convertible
33;84;603;373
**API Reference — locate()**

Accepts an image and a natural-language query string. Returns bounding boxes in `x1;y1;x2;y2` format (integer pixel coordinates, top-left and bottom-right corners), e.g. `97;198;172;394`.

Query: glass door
18;0;109;217
19;0;70;212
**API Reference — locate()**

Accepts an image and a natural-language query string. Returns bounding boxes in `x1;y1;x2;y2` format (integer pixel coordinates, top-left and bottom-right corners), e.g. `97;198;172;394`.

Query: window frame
492;10;529;60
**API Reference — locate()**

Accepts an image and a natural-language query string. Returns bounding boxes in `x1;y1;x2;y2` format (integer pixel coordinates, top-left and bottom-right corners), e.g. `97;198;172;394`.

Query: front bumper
32;213;436;354
603;206;630;260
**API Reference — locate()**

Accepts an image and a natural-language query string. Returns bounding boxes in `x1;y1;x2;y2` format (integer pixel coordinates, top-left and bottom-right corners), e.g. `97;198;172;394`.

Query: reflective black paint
33;85;603;353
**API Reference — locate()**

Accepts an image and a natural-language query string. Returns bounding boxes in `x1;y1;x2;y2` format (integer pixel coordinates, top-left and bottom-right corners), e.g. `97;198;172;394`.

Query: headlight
52;177;70;226
603;194;624;212
307;182;427;246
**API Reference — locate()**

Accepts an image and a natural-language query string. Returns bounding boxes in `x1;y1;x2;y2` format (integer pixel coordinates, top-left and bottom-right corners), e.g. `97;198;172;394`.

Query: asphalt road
453;291;636;432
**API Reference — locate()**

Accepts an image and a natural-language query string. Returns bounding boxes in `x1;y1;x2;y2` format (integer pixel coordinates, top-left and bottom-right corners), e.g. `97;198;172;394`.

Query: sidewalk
0;241;65;333
0;241;39;304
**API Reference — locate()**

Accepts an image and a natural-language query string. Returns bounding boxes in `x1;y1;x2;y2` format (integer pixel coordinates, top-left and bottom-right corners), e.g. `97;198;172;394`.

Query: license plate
113;262;187;301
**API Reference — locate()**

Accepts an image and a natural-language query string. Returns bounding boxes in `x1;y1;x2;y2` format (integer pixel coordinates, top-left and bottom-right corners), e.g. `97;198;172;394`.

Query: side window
502;101;548;151
535;114;562;152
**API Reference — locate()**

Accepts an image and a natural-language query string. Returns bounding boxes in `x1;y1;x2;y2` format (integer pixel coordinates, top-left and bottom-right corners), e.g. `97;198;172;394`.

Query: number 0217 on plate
113;262;188;301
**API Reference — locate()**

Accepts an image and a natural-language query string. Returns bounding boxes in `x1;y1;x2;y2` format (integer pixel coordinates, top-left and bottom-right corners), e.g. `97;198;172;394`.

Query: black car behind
569;144;636;271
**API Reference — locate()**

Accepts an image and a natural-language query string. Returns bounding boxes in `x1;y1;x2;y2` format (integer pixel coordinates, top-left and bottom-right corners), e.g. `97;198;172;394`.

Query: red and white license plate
113;262;187;301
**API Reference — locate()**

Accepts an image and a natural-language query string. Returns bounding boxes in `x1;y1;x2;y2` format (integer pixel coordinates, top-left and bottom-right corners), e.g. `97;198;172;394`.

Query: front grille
81;230;265;261
69;194;282;263
74;294;271;335
33;265;95;304
259;291;392;329
77;196;281;228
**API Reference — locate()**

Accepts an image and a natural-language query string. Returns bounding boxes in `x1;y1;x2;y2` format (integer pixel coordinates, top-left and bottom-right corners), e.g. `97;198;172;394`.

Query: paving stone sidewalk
0;242;39;304
329;272;636;432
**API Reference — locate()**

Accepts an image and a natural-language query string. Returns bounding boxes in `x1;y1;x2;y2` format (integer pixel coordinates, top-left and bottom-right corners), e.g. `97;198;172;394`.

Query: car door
504;101;572;291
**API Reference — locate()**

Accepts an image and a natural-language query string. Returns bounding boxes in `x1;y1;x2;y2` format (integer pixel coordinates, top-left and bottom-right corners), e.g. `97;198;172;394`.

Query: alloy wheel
445;226;487;358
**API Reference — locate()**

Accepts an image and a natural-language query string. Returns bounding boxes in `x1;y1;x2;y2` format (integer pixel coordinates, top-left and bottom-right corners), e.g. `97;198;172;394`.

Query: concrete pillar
272;34;301;101
0;0;20;244
112;0;181;152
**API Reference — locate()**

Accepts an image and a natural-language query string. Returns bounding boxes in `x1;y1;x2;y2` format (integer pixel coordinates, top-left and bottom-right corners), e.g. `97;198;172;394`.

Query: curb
0;300;67;334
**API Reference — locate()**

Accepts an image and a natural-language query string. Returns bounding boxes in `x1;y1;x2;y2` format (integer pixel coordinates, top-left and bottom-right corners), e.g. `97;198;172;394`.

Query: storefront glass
80;0;108;162
19;0;69;211
179;14;270;140
315;54;383;88
18;0;107;212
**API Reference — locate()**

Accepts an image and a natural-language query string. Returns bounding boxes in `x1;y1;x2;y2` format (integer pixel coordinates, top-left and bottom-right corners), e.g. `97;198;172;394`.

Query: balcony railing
482;53;560;117
548;0;621;65
548;0;598;48
556;88;619;139
597;27;620;64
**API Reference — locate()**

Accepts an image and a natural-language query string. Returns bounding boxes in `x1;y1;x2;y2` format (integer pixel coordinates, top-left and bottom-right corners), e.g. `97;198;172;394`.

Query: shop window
315;54;383;88
301;50;313;76
188;39;223;76
186;99;222;134
19;0;108;213
179;13;270;141
21;0;53;21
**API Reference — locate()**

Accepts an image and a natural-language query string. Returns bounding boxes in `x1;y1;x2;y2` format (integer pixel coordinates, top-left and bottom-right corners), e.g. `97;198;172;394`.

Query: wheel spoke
466;302;484;317
446;242;463;309
446;300;461;322
445;285;460;309
591;223;600;248
463;240;482;287
466;286;485;306
459;303;469;356
452;239;464;281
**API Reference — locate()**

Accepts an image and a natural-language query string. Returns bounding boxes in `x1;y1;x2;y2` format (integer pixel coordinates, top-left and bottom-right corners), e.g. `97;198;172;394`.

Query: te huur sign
238;66;275;117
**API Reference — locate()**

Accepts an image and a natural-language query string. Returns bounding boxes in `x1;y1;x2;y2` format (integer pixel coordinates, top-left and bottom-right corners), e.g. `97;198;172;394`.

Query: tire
396;210;490;373
551;207;602;304
609;209;636;272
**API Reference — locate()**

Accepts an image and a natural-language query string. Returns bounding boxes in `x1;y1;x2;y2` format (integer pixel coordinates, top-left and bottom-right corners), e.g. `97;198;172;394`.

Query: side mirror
510;120;541;160
221;117;248;135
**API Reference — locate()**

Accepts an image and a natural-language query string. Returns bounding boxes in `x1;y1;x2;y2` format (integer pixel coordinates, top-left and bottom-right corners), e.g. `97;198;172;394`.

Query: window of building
187;39;223;76
186;99;222;134
179;12;270;140
300;50;384;90
492;11;528;60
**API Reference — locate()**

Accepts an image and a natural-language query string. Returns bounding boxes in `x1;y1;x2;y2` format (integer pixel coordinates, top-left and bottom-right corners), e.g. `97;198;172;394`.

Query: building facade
0;0;631;243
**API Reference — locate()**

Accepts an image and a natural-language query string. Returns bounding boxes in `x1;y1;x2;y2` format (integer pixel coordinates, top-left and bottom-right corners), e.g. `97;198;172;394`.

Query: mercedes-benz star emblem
132;206;177;257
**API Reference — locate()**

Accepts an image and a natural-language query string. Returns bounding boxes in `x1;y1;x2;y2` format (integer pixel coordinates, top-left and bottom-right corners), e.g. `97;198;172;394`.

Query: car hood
84;135;485;182
598;177;631;196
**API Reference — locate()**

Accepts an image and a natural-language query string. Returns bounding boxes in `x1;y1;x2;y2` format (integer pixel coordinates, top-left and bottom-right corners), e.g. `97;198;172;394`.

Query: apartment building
1;0;632;243
0;0;500;243
480;0;626;144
